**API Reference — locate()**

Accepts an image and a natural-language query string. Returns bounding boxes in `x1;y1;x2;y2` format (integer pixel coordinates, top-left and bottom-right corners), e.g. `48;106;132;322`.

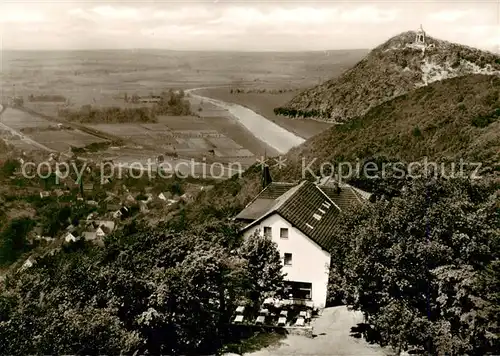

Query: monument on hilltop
415;24;426;45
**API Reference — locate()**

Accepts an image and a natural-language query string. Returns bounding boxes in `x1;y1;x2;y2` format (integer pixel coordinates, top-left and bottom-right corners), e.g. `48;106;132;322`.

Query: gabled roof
258;182;297;199
320;185;363;210
234;182;296;221
238;180;370;251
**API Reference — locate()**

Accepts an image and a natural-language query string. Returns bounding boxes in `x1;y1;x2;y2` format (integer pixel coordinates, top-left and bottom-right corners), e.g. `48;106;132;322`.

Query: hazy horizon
1;1;499;53
1;48;370;53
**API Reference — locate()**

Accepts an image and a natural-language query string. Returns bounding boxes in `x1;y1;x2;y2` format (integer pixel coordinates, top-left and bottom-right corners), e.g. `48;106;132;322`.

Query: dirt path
245;306;393;356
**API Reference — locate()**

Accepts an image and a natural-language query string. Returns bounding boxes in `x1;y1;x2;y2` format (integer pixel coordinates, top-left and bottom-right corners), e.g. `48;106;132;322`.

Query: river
186;89;305;155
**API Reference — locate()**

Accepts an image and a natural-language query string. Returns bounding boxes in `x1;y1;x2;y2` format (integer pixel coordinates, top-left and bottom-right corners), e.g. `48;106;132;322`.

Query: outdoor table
295;317;305;327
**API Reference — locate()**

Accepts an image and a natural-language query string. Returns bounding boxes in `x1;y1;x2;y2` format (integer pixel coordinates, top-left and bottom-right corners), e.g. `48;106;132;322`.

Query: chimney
262;165;272;189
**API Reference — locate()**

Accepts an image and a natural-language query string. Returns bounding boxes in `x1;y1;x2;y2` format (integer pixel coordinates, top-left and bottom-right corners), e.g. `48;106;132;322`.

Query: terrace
232;297;317;338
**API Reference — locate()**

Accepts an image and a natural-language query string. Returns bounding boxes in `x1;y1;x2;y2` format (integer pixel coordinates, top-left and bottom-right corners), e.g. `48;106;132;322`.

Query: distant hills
276;31;500;122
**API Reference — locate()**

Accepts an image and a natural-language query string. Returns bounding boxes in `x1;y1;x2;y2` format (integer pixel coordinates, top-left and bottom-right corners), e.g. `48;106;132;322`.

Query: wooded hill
281;74;500;178
277;31;500;122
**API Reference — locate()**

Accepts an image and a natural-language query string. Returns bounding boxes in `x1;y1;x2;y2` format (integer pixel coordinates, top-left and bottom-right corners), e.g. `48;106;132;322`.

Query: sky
1;1;499;52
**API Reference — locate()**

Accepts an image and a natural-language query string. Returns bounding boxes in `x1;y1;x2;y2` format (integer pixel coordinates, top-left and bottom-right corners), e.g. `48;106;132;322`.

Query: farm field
187;96;279;157
194;88;334;139
1;49;367;101
88;115;256;161
0;107;53;130
1;49;366;126
1;49;366;164
0;108;108;152
30;129;109;152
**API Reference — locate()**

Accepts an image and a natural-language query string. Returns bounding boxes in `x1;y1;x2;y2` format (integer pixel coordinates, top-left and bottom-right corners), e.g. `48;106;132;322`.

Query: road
246;306;393;356
186;88;305;155
0;105;55;152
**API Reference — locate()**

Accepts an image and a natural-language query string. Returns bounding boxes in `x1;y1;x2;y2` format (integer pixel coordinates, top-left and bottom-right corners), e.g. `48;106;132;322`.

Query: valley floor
246;306;393;356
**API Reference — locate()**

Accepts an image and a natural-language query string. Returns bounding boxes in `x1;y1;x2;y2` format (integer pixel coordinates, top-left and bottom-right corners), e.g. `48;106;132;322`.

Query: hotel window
284;253;292;266
280;228;289;239
263;226;272;237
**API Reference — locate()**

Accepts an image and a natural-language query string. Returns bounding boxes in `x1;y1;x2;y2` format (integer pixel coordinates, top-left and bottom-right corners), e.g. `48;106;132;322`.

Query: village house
112;206;130;219
83;183;94;192
87;200;98;206
53;188;65;197
235;178;370;309
40;191;51;199
139;201;149;213
83;221;114;242
96;226;107;238
113;209;123;219
19;256;36;272
106;203;121;212
158;192;171;201
167;198;178;206
180;193;194;203
64;232;78;243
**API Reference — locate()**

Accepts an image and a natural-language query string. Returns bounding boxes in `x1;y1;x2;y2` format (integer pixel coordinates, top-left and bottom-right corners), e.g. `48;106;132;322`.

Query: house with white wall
235;179;369;308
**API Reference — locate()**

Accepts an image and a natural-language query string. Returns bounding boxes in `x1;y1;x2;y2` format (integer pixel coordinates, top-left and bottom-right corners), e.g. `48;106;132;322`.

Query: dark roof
321;186;364;210
238;180;369;251
107;204;123;212
258;182;297;199
274;181;343;251
234;182;296;221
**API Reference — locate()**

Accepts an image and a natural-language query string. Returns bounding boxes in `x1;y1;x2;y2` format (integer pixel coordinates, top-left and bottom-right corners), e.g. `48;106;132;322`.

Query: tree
238;231;284;307
328;177;499;354
0;217;35;266
0;159;20;178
